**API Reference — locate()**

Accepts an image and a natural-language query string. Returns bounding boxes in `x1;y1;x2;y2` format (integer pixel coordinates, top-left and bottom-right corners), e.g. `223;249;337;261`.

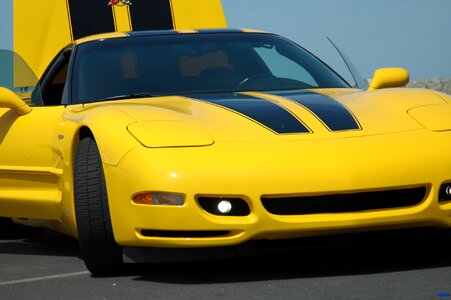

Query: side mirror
0;87;32;116
368;68;409;91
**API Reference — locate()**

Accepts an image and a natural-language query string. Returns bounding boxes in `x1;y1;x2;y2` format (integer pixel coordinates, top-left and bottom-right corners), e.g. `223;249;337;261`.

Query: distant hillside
408;78;451;95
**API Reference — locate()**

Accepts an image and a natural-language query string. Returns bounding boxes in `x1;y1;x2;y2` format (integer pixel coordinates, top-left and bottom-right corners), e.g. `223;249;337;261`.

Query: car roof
74;28;269;45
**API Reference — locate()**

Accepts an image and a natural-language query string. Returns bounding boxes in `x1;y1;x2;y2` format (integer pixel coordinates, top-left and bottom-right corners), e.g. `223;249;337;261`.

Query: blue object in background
437;293;451;297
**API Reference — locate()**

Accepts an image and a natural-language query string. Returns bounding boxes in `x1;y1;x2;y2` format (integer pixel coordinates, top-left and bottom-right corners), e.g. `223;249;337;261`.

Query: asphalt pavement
1;229;451;299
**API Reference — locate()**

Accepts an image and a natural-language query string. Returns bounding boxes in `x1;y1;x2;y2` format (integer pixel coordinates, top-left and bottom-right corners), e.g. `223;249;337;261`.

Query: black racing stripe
129;0;173;31
192;94;310;134
272;91;360;131
67;0;115;40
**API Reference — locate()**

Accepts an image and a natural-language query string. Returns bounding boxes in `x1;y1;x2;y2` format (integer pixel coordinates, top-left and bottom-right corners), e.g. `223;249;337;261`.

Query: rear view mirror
368;68;409;90
0;87;32;115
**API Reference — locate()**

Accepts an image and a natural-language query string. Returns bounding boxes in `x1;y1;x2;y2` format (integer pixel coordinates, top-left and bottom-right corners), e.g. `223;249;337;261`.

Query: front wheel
74;136;123;275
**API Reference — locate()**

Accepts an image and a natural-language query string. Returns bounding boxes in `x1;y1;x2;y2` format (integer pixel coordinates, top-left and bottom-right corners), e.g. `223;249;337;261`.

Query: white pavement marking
0;271;90;286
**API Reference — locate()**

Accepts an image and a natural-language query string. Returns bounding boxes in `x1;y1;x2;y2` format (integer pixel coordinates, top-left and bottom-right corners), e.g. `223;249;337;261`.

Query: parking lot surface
1;229;451;299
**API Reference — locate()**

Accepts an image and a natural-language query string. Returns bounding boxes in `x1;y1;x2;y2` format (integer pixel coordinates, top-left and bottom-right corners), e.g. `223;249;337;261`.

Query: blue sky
0;0;13;51
222;0;451;80
1;1;449;80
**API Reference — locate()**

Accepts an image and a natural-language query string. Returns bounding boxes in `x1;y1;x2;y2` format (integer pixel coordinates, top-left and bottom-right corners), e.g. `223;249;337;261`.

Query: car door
0;49;68;220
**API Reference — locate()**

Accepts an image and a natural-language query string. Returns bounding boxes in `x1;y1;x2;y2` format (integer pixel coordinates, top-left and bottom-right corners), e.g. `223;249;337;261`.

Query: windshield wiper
95;93;159;102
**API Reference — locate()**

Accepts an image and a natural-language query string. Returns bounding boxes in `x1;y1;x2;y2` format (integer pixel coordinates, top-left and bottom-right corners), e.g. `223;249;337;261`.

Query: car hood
83;88;447;143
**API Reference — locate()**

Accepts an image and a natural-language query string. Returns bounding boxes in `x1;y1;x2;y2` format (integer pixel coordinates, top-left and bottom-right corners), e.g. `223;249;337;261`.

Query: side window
38;48;72;106
255;47;318;87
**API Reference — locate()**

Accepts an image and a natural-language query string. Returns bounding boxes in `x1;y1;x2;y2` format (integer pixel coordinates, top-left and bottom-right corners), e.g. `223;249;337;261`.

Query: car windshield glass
71;33;349;104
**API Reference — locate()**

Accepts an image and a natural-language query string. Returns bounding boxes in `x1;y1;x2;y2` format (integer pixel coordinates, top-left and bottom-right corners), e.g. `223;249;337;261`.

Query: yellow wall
170;0;227;29
14;0;72;78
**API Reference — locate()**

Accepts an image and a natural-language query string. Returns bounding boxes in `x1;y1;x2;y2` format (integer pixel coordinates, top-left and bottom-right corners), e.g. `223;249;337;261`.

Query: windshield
0;49;43;105
71;33;348;104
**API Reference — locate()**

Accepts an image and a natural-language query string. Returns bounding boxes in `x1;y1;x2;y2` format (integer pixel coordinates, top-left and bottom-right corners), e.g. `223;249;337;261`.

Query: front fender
64;104;140;166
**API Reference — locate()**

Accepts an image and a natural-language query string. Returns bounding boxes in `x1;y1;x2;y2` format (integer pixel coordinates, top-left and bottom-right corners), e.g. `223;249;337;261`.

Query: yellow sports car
1;29;450;275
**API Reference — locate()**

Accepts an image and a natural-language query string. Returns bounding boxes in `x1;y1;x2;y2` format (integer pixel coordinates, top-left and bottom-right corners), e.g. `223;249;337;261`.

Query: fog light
133;192;185;206
218;200;232;214
439;183;451;203
198;197;250;216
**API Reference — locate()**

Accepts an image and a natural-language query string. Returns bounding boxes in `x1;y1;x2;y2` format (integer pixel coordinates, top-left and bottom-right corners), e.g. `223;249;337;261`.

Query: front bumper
104;129;451;248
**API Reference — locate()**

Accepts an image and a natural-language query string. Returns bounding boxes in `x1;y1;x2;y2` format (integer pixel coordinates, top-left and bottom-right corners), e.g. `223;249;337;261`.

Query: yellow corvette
1;29;451;275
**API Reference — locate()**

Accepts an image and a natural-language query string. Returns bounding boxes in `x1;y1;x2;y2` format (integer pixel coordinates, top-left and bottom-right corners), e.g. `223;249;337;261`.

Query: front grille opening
261;186;427;216
198;197;251;216
140;230;230;238
439;183;451;204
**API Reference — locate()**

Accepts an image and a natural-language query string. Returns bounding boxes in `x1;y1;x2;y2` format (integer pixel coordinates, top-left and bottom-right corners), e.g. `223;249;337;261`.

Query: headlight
127;120;214;148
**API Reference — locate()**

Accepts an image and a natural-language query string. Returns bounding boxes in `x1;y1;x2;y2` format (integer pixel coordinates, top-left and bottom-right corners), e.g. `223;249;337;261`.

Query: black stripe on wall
129;0;173;31
67;0;115;40
273;91;361;131
192;94;310;134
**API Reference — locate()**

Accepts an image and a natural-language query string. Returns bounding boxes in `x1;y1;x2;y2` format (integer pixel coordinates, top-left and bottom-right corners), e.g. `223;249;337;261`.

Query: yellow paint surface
170;0;227;29
112;4;132;32
14;0;72;78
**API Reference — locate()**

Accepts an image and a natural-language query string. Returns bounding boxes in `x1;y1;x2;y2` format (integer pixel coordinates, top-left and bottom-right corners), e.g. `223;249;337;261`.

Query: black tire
74;137;123;276
0;217;43;240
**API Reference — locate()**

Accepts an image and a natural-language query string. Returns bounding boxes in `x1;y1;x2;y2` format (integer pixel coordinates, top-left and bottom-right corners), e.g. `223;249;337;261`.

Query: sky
0;0;13;50
222;0;451;80
0;0;449;81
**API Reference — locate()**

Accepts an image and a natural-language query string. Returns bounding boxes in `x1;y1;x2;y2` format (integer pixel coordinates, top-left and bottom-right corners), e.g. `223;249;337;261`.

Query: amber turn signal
133;192;185;206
